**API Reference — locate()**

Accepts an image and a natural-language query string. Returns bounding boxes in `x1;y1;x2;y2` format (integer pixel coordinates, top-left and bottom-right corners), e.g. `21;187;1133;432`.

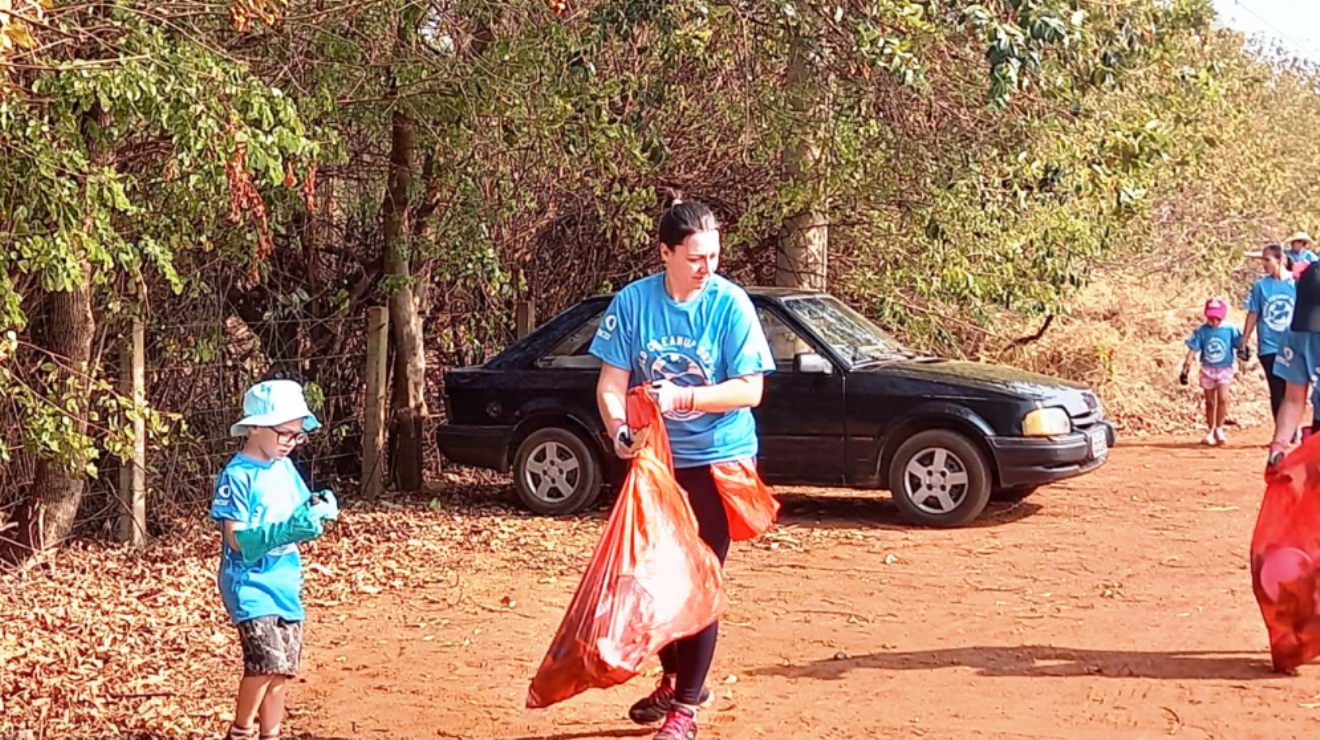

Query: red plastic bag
711;459;780;541
1253;437;1320;673
525;391;726;709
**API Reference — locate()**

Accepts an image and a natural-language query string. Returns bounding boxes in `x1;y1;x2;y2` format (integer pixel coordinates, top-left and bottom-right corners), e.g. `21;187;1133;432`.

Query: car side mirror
793;352;833;375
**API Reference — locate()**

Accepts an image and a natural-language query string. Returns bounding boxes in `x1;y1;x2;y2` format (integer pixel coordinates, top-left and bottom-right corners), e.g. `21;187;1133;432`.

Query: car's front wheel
512;427;603;515
888;429;992;527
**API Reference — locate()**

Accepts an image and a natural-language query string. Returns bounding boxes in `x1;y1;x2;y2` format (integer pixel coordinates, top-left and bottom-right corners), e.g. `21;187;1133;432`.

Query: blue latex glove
233;506;323;564
309;489;339;522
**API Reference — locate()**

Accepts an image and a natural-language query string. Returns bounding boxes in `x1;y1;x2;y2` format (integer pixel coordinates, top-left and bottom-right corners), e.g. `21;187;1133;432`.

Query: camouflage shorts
236;617;303;677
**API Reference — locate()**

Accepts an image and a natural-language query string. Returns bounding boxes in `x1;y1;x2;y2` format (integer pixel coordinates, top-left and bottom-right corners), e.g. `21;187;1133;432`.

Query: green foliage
0;8;319;481
5;0;1319;505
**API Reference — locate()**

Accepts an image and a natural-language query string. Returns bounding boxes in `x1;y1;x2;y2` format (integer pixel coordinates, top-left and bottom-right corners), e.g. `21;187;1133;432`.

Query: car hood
855;358;1100;417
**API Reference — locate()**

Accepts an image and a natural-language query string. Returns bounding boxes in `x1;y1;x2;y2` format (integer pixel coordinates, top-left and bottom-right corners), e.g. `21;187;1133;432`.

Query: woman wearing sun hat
1284;231;1319;275
211;378;340;740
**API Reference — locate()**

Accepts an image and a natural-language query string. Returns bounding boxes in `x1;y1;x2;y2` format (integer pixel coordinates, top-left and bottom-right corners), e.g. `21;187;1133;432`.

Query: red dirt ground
294;429;1320;740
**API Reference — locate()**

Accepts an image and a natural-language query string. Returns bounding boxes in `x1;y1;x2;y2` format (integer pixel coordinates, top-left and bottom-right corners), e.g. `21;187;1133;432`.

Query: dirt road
296;430;1320;740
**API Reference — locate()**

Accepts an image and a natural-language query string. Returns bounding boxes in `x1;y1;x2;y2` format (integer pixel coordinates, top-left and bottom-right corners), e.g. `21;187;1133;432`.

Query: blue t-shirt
1245;276;1296;356
1288;249;1319;267
209;453;312;624
1185;323;1242;369
1275;330;1320;387
589;273;776;468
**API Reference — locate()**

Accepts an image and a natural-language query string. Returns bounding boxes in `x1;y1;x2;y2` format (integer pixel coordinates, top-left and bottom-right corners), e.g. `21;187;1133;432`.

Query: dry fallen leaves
0;482;604;739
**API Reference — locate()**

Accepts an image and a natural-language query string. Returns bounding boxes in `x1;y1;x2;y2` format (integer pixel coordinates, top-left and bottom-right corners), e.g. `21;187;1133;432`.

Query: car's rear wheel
513;427;602;515
887;429;992;528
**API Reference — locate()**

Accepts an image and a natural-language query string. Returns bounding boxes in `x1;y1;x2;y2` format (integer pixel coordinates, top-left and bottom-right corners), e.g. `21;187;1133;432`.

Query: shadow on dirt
1137;440;1224;451
386;476;1045;531
751;644;1277;682
489;730;652;740
774;491;1043;530
298;732;649;740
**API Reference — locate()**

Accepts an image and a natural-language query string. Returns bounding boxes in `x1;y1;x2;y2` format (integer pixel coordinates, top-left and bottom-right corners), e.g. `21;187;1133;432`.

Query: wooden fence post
515;300;537;339
117;317;146;546
362;306;390;500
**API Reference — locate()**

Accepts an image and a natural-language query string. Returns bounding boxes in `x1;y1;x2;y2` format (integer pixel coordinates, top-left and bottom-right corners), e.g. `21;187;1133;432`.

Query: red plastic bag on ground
1252;436;1320;673
525;391;726;709
711;459;780;541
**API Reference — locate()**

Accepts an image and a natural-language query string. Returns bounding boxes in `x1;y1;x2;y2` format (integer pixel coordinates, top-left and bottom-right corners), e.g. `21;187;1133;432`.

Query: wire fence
0;294;515;541
147;314;372;517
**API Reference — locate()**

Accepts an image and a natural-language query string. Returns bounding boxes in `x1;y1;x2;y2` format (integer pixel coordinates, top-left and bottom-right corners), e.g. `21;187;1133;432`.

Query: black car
436;288;1115;527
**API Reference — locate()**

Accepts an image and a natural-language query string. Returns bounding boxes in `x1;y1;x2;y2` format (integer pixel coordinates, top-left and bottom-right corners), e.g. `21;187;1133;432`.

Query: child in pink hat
1180;297;1244;446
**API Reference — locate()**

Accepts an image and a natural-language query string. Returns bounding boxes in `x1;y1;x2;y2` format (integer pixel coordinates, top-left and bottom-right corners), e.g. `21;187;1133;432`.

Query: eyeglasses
268;428;309;446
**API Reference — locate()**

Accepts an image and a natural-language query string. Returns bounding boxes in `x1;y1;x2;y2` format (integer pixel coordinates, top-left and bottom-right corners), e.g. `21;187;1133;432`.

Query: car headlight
1023;407;1071;437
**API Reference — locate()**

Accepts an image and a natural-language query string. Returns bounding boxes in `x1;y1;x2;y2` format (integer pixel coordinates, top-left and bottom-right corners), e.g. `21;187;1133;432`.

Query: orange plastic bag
1253;437;1320;673
711;459;780;541
525;390;726;709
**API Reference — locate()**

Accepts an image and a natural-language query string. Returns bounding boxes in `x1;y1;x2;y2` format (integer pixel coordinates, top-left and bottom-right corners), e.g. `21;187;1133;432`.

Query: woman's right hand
611;422;652;459
612;424;639;459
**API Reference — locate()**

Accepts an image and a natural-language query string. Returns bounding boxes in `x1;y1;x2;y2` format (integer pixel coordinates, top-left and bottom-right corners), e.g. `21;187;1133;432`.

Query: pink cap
1204;298;1228;320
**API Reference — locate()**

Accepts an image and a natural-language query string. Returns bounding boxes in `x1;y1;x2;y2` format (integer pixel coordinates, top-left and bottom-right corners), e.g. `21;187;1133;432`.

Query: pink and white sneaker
654;705;699;740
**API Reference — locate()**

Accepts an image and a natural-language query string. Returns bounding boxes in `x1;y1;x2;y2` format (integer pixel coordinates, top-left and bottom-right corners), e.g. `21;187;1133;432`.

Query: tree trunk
776;34;829;290
383;101;427;493
3;265;96;563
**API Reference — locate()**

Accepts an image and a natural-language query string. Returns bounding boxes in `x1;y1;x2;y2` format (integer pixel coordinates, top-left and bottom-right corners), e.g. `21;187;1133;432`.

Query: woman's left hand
649;380;696;415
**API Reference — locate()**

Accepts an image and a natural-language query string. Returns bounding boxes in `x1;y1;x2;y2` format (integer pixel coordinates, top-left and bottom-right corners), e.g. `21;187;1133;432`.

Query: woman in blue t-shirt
1180;297;1243;446
589;196;775;740
1242;243;1296;421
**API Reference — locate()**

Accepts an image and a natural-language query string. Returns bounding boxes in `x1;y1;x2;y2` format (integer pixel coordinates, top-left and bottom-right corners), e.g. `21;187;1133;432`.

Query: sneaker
1214;427;1228;445
629;679;712;725
1202;430;1217;447
654;705;699;740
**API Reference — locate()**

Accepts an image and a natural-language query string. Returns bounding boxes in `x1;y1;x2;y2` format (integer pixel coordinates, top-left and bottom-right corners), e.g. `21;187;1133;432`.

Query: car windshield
782;295;911;366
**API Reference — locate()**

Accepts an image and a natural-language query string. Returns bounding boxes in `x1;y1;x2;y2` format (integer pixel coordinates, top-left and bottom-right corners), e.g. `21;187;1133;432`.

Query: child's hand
309;490;339;522
1179;369;1190;386
1238;345;1252;363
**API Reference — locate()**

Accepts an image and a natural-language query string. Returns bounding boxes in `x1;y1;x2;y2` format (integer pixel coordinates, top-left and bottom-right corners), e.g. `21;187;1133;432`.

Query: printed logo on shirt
1265;295;1295;332
1204;337;1229;365
595;317;615;342
216;483;233;505
641;337;713;422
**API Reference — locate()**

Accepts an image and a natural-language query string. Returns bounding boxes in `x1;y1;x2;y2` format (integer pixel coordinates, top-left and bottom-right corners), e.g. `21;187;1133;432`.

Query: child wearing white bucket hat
210;379;339;740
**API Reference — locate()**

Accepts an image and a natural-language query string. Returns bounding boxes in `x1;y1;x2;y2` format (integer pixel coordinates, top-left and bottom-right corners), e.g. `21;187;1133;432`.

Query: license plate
1089;427;1109;459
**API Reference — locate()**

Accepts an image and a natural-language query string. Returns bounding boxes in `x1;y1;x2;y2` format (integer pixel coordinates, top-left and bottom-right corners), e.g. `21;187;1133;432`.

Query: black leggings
659;465;731;705
1261;353;1288;421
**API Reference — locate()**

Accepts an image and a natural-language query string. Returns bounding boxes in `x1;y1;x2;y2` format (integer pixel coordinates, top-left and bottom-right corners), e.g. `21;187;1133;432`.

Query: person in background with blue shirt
1180;297;1243;447
1285;231;1319;275
211;379;339;740
1242;243;1296;422
590;194;775;740
1269;262;1320;467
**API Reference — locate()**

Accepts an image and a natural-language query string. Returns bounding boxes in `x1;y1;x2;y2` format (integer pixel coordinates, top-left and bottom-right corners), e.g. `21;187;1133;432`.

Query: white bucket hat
230;379;322;437
1286;231;1315;247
